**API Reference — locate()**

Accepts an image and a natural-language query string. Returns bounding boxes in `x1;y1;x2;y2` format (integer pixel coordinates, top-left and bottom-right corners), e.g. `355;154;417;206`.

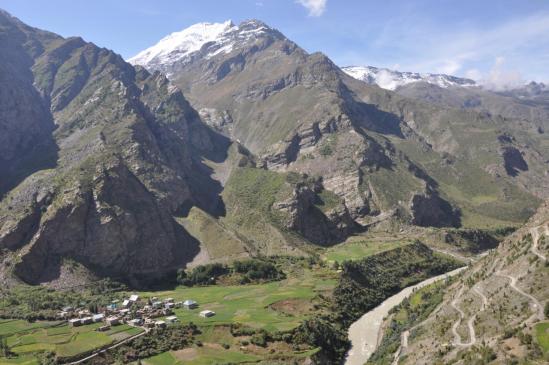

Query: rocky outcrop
501;146;528;177
12;160;200;285
198;108;234;134
273;184;357;245
409;190;461;228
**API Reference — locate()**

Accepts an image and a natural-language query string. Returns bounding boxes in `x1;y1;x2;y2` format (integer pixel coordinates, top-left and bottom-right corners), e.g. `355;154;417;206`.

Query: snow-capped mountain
129;20;274;76
342;65;477;90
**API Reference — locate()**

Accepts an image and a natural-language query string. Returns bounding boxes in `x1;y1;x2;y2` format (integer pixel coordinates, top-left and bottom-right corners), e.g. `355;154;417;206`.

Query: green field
0;320;60;337
137;262;338;364
534;322;549;353
143;347;260;365
0;355;39;365
324;237;410;263
0;258;338;364
140;265;337;332
0;322;143;363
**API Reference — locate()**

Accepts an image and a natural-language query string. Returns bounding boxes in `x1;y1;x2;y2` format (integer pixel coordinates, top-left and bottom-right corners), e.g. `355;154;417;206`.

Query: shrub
184;263;229;286
251;332;268;347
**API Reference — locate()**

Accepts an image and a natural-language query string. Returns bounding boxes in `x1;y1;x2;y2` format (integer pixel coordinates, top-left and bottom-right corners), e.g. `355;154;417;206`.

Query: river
344;266;467;365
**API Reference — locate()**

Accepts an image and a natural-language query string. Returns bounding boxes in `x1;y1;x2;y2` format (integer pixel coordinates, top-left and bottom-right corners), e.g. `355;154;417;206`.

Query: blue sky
2;0;549;87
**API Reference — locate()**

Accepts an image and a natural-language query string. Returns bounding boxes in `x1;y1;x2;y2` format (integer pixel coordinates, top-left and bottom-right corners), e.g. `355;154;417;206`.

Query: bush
183;263;229;286
113;324;198;361
176;269;187;285
292;316;349;363
230;323;258;336
233;259;284;282
251;332;268;347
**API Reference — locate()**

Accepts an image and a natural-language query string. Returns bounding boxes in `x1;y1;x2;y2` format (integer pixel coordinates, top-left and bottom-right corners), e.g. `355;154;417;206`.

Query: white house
199;310;215;318
92;314;105;322
106;316;120;326
183;300;198;309
165;315;178;323
128;318;144;326
68;318;82;327
129;294;139;302
122;299;131;308
155;320;167;328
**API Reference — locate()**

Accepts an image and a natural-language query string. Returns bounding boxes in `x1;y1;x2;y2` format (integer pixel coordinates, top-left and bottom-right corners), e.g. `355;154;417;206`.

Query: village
58;294;216;332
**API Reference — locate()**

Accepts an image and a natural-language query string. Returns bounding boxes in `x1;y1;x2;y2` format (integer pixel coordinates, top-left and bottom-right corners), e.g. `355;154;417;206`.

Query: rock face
131;19;542;231
501;146;528;177
273;183;358;245
0;11;227;286
0;12;58;196
410;190;461;228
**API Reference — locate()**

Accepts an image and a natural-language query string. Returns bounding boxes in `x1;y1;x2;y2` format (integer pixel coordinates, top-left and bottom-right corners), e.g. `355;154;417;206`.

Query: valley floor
0;229;501;365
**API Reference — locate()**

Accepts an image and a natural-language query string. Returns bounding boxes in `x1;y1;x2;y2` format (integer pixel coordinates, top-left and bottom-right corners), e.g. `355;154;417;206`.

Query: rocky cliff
0;11;226;286
0;12;368;287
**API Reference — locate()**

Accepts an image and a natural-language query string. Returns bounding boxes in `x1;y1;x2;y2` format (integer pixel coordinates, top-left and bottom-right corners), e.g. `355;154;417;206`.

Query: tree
545;302;549;319
176;268;188;285
0;336;9;357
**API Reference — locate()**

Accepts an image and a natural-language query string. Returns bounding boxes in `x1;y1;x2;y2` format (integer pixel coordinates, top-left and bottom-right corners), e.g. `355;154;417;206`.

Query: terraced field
139;265;337;332
0;321;143;363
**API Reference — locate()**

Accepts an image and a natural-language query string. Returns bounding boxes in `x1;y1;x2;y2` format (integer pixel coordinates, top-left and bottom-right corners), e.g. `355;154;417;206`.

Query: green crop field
535;322;549;353
0;355;39;365
143;347;260;365
324;237;410;263
140;266;337;332
1;322;143;363
137;263;338;365
0;320;60;337
0;261;336;364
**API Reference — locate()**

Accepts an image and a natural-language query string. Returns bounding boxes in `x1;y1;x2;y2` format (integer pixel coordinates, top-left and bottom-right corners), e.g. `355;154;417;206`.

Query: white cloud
480;57;524;91
364;12;549;82
464;69;482;81
296;0;327;17
435;60;462;75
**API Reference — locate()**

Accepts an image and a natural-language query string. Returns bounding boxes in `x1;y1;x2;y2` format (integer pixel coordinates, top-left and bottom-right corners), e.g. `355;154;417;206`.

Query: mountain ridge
131;18;544;231
342;65;477;90
0;12;546;288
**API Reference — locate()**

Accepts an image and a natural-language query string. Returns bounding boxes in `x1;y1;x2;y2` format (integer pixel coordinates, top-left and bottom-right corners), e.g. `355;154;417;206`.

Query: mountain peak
128;20;235;66
343;65;476;90
128;19;275;72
